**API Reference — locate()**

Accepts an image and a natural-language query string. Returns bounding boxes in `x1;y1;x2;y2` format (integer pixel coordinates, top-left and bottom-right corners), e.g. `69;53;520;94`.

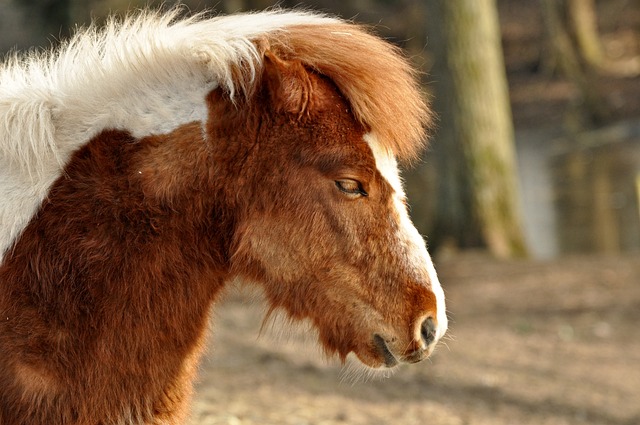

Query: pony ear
262;51;312;118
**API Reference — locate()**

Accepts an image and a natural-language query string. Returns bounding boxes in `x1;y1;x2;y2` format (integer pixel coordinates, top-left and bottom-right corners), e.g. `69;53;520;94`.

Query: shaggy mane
0;8;430;172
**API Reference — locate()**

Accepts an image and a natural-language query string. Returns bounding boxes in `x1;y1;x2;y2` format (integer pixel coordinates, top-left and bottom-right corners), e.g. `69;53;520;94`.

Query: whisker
339;356;396;384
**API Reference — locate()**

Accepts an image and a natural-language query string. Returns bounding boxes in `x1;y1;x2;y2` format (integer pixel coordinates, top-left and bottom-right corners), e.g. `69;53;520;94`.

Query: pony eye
335;179;367;197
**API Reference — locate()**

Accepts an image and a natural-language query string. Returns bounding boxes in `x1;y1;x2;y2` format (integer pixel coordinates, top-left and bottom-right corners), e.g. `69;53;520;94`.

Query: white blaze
363;133;448;342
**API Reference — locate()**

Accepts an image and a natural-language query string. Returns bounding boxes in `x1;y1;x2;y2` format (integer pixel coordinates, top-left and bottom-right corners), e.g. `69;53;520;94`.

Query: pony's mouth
373;334;399;367
371;333;435;368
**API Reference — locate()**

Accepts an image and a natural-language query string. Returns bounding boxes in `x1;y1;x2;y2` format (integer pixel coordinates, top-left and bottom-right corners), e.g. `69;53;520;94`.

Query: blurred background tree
423;0;528;258
541;0;609;124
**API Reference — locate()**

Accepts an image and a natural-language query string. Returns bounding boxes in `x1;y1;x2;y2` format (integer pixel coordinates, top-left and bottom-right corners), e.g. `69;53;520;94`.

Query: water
515;120;640;258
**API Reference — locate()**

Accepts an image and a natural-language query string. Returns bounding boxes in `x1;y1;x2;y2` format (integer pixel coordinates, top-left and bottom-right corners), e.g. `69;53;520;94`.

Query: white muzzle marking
364;133;448;342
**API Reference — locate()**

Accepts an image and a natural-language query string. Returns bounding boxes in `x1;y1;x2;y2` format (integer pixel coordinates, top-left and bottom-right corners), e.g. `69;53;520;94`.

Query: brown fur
0;43;439;424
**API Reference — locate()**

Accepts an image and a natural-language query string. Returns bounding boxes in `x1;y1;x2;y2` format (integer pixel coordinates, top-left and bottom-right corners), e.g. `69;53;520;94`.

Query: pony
0;8;447;424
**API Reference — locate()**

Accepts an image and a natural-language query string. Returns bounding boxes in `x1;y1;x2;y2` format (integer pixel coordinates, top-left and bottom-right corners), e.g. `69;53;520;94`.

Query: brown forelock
0;123;232;423
261;22;433;163
227;54;437;365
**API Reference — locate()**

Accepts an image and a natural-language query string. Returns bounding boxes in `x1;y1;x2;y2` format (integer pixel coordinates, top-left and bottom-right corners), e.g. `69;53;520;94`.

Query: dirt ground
187;253;640;425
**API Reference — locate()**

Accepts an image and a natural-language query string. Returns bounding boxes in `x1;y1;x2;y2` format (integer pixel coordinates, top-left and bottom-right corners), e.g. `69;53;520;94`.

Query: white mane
0;9;339;262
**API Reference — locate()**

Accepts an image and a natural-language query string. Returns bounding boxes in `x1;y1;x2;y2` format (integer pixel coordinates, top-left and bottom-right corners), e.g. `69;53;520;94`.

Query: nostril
420;317;437;346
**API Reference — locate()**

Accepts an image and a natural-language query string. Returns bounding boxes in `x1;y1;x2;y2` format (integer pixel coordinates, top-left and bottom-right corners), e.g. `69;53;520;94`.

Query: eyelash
335;179;368;197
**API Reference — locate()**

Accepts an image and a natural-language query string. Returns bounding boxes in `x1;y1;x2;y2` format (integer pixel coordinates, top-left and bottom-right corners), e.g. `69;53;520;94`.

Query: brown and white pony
0;9;447;424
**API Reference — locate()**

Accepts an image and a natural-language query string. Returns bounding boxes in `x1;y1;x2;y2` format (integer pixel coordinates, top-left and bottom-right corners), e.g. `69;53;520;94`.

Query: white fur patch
363;133;448;342
0;10;341;263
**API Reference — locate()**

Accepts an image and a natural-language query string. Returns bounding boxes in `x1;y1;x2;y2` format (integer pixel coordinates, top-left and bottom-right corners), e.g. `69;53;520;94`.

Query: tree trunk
541;0;609;124
567;0;604;69
541;0;583;77
424;0;528;258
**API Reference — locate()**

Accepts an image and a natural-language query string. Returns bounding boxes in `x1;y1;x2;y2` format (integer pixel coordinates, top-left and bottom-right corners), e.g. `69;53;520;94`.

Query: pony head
217;28;448;368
